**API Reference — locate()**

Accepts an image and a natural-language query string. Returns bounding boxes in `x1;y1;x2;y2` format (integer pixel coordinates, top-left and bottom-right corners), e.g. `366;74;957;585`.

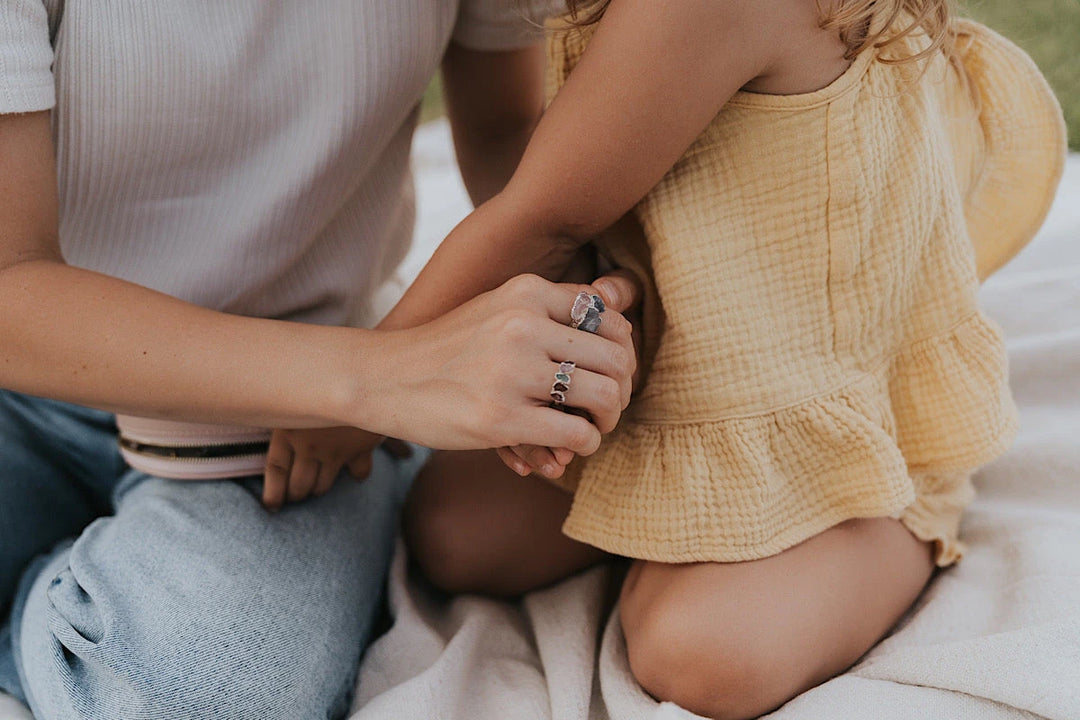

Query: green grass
963;0;1080;149
419;75;445;125
422;1;1079;149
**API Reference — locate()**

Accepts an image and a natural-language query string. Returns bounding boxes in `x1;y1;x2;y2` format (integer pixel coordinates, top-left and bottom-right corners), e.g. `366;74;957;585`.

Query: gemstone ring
550;361;576;405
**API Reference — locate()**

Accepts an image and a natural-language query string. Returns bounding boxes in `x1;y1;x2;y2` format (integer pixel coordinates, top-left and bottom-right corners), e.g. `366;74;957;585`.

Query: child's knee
402;479;488;594
620;583;796;720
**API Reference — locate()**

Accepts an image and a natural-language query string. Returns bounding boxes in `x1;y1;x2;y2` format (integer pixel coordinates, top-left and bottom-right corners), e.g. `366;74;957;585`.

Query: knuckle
567;420;596;454
495;309;536;342
610;346;633;377
469;399;512;445
266;459;290;475
599;377;621;408
505;273;543;299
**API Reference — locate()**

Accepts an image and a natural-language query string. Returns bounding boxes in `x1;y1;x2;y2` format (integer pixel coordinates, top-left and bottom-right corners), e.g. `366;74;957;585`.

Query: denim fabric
0;390;425;719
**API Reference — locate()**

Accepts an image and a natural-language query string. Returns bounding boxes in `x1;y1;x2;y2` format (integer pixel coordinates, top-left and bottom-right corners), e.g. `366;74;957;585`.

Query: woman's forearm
0;259;376;429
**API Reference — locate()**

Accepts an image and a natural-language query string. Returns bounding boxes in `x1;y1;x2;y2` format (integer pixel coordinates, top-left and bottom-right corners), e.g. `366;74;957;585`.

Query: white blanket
1;126;1077;720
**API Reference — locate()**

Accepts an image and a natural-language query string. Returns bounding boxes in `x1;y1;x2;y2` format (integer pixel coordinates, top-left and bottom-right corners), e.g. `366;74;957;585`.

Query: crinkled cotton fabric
547;19;1067;565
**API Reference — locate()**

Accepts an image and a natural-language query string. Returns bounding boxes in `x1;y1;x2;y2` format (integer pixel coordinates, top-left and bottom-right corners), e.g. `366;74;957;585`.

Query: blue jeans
0;390;425;719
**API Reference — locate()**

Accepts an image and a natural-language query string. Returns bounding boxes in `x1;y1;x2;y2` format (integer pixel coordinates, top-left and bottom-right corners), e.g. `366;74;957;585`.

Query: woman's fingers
542;326;634;413
507;273;635;409
500;273;631;333
550;446;575;466
541;362;622;434
526;407;601;457
594;269;645;392
380;274;637;453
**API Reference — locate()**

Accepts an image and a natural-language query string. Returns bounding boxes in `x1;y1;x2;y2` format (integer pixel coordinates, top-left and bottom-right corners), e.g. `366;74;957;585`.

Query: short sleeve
452;0;562;52
0;0;55;113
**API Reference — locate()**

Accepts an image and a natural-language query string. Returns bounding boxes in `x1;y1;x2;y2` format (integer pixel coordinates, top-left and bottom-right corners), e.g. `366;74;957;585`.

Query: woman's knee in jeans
28;557;358;719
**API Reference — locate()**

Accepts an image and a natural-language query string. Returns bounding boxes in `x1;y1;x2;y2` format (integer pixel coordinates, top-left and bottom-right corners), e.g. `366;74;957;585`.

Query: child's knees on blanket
620;570;793;720
618;519;936;719
403;449;608;597
403;480;490;595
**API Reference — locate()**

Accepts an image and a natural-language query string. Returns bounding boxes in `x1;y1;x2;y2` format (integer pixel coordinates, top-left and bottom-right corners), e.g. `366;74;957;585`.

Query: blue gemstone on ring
578;311;602;333
555;373;571;383
591;294;605;313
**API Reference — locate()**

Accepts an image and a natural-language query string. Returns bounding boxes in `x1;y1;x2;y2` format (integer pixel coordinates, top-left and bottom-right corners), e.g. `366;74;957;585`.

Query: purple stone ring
550;361;576;405
569;291;605;333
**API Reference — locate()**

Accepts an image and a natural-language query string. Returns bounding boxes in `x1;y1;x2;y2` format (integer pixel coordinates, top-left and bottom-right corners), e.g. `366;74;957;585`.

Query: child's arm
379;0;779;332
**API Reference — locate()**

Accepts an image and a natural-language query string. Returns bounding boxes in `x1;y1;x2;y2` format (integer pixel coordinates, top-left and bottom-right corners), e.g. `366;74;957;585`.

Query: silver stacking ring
569;291;605;333
550;361;576;405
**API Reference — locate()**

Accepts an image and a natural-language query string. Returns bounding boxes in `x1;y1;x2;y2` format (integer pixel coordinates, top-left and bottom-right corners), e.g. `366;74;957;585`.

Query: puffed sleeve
0;0;54;113
452;0;562;51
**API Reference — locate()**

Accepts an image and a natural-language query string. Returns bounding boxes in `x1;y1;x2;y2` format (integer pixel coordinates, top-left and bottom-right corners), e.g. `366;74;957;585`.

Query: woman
0;2;636;718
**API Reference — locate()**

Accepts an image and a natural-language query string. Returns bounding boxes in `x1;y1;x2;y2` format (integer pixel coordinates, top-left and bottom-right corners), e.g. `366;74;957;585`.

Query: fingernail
542;463;558;476
594;280;617;307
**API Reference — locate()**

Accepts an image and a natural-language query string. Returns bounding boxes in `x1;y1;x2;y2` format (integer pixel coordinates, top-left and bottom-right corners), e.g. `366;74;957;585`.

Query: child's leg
404;449;608;597
619;517;934;720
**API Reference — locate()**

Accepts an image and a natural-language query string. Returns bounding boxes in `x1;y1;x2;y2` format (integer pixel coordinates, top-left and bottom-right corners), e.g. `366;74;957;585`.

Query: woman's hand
366;273;637;454
496;268;644;479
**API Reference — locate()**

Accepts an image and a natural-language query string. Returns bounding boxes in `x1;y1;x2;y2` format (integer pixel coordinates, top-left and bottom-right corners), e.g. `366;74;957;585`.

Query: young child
285;1;1066;716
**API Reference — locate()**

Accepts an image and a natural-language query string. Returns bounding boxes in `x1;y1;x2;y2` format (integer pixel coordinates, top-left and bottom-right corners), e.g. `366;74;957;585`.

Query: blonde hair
562;0;957;66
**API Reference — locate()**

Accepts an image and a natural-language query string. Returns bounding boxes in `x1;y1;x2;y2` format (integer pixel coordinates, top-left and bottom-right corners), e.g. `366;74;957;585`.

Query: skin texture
407;452;934;719
402;1;938;718
262;41;641;504
0;109;636;474
262;41;551;507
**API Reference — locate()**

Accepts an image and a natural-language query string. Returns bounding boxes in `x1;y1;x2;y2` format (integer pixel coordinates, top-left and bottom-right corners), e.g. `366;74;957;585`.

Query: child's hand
497;444;575;479
262;426;389;510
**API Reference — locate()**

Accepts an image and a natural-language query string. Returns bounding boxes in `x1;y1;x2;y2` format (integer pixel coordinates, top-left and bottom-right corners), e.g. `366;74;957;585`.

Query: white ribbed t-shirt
0;0;549;327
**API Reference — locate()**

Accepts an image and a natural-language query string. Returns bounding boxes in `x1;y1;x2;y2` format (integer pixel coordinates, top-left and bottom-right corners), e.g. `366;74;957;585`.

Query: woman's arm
379;0;779;332
0;111;634;455
0;112;363;429
441;41;546;207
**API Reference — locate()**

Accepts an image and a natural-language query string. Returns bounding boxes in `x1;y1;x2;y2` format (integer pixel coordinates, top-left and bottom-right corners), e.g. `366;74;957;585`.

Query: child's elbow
498;183;615;249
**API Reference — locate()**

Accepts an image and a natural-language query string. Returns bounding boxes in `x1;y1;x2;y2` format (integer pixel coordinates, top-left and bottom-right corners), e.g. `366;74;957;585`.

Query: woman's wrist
323;325;411;438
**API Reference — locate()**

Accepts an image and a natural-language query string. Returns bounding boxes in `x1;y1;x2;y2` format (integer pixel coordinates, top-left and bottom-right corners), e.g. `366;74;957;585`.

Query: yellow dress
546;19;1067;566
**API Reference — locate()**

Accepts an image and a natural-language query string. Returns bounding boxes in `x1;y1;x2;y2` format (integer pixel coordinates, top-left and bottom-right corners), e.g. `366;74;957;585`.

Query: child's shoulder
548;0;853;97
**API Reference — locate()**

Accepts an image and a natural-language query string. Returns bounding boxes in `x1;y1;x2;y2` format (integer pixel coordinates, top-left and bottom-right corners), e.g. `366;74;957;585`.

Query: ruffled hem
558;312;1016;563
900;469;975;568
